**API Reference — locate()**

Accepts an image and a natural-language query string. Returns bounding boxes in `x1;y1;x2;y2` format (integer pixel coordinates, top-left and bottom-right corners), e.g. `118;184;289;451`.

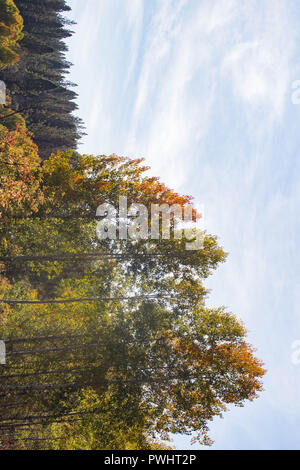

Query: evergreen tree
0;0;84;159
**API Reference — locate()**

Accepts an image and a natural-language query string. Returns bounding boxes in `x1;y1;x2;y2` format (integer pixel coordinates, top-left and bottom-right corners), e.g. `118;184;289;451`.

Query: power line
0;252;164;262
0;416;88;430
0;365;102;380
0;373;197;397
6;342;104;357
0;294;164;305
4;332;95;344
0;363;180;380
0;408;106;425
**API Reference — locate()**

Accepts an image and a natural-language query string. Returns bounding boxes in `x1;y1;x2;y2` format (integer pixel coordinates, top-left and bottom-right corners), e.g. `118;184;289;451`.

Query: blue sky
65;0;300;450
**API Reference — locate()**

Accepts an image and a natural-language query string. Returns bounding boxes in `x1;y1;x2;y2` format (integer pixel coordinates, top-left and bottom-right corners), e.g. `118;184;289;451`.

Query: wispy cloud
122;0;144;92
221;1;296;122
67;0;300;449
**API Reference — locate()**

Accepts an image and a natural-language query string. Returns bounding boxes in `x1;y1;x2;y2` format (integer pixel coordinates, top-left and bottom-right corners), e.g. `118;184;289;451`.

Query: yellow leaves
0;0;23;68
0;125;43;218
0;145;266;448
39;150;198;217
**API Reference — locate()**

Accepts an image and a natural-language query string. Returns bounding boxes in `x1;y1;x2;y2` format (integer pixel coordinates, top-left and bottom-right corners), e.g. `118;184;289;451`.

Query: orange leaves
0;0;24;68
39;151;196;218
0;124;43;217
166;308;266;413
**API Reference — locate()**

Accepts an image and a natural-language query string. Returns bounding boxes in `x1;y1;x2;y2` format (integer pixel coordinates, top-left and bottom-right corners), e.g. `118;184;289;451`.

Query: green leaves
0;150;265;449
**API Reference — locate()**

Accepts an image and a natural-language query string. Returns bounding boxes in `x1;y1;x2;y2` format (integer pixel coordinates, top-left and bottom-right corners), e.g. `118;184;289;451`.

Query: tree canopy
0;149;265;449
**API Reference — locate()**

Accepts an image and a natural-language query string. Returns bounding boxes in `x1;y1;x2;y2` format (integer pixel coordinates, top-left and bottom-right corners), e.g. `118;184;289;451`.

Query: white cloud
129;0;189;120
67;0;300;447
122;0;144;91
72;0;108;65
222;1;295;122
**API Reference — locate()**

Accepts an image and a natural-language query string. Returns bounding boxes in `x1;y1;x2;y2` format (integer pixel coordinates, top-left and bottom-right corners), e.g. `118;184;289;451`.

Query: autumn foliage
0;0;265;451
0;146;265;449
0;0;23;68
0;124;42;217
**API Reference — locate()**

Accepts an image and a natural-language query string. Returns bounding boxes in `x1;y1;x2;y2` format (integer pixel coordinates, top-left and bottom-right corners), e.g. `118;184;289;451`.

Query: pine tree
0;0;84;159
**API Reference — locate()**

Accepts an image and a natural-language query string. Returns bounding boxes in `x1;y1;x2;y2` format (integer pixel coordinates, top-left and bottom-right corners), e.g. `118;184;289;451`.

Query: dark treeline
0;0;84;159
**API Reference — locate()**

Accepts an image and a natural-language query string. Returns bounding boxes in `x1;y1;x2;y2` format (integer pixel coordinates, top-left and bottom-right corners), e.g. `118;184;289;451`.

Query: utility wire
0;252;165;262
0;294;166;305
